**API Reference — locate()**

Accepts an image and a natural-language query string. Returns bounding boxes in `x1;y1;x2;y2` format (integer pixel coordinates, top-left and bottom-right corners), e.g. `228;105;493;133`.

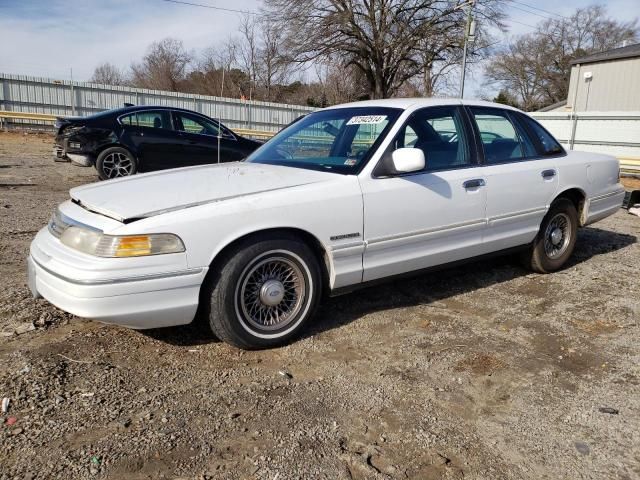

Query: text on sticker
346;115;387;125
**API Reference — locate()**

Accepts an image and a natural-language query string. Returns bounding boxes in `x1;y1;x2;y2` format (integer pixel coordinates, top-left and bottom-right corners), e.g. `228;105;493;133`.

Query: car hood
70;162;338;223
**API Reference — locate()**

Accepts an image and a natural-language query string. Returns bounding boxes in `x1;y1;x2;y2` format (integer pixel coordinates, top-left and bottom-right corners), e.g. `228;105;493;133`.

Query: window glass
519;114;564;155
176;112;225;136
403;125;418;147
119;113;135;126
350;121;391;159
470;108;536;163
392;106;470;171
135;110;172;130
246;107;401;174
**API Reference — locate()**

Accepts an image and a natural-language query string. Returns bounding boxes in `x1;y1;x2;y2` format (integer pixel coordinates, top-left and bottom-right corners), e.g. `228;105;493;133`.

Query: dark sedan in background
54;106;262;179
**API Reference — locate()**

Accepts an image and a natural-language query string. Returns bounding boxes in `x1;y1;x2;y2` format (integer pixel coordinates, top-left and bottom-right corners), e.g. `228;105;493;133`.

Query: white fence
530;111;640;164
0;73;314;132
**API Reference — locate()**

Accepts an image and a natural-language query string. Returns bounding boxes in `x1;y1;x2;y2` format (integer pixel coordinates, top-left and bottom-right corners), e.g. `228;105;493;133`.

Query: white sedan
28;99;625;349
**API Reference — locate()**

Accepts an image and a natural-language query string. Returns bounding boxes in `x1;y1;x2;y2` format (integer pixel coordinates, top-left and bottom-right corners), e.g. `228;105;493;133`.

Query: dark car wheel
96;147;137;180
201;234;322;350
525;198;578;273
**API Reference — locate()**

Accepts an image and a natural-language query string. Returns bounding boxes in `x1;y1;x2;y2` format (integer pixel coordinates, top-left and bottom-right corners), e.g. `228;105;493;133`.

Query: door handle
463;178;486;189
541;169;556;179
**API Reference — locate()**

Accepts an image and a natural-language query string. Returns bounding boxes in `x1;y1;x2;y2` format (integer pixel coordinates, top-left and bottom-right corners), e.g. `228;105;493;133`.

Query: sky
1;0;639;100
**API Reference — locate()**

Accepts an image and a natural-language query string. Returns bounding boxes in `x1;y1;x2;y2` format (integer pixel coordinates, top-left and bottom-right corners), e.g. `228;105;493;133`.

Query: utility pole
459;1;476;99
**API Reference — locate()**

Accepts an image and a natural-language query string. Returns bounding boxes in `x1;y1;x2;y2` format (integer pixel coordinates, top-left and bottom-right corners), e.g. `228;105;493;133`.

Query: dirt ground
0;131;639;480
622;176;640;191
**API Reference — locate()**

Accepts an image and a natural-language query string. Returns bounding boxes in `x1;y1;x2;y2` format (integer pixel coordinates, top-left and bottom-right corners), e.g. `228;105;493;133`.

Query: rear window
518;113;564;156
469;107;536;164
118;110;172;130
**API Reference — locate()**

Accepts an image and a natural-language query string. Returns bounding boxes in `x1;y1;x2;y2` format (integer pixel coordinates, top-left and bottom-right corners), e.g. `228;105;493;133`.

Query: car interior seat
153;117;162;128
413;124;465;170
484;139;522;163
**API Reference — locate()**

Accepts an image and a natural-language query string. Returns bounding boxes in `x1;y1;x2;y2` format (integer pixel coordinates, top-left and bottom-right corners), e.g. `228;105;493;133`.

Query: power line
501;18;568;41
158;0;259;15
507;18;540;30
507;3;556;21
505;0;569;20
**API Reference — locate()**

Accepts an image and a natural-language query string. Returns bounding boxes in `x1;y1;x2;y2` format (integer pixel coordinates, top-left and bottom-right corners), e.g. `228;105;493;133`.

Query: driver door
360;106;488;282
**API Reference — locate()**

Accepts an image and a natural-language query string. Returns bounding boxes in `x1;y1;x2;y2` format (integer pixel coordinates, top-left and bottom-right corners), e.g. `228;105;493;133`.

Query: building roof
571;42;640;65
537;100;567;112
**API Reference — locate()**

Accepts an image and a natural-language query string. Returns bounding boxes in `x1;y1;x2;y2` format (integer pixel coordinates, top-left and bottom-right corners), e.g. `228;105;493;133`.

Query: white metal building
565;43;640;113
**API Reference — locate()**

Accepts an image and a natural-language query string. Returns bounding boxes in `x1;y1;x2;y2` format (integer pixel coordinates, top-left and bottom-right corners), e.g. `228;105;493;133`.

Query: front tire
96;147;137;180
526;198;578;273
203;235;322;349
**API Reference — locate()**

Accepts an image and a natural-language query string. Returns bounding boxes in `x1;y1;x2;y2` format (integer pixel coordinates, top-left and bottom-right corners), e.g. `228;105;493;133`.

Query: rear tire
202;234;322;349
525;198;578;273
96;147;137;180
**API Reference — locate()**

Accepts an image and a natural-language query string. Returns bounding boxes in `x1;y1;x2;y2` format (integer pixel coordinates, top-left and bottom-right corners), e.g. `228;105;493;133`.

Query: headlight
60;227;185;257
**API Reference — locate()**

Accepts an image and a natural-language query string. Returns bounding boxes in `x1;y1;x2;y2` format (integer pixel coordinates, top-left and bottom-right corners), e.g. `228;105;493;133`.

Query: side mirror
391;148;425;173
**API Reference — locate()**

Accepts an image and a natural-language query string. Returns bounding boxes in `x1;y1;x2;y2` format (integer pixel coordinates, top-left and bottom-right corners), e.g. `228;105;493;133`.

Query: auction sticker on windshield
346;115;387;125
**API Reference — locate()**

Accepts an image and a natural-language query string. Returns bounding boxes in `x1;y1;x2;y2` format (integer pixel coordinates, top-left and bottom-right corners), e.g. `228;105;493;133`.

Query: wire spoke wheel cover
543;212;571;259
235;250;309;335
101;152;133;178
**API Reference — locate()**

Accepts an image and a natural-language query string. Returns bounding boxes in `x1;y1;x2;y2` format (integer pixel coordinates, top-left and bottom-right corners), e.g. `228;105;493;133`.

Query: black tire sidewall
96;147;137;180
532;198;578;272
208;237;321;349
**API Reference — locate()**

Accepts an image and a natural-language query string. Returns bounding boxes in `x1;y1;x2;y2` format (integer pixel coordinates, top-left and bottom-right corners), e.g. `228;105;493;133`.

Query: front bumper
28;229;208;329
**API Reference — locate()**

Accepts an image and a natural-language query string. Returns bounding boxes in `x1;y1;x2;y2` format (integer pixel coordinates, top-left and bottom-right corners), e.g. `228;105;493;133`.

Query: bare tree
313;59;368;105
257;18;293;101
485;5;639;110
90;63;127;86
187;39;248;98
263;0;505;99
238;15;259;100
484;33;549;111
130;38;193;91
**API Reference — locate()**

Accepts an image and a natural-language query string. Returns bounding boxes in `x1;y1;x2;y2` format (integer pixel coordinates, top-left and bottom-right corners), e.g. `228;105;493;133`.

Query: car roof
88;105;219;119
131;105;215;114
323;97;523;113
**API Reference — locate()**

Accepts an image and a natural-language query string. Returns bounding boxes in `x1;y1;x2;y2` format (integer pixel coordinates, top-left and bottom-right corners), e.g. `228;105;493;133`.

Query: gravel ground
0;131;639;480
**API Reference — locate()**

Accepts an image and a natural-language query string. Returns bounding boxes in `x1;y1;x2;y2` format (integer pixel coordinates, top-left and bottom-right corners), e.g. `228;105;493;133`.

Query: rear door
467;107;559;252
173;111;243;165
121;110;182;171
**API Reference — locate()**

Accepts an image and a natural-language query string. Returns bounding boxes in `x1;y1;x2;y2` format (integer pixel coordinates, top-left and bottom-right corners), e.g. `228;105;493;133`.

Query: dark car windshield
245;107;402;174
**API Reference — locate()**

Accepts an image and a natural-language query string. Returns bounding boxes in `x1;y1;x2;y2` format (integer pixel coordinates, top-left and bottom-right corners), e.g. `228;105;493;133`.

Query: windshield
246;107;402;174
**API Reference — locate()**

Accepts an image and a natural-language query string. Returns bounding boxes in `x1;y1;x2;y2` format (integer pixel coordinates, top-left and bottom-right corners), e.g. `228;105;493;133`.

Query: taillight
63;125;85;136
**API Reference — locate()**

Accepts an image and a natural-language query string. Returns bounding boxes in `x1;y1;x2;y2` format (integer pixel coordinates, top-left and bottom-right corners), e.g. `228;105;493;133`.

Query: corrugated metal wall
530;111;640;164
0;73;315;131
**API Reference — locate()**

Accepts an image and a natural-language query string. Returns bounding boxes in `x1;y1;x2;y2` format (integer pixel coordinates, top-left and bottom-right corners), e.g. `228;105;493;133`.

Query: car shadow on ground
142;226;636;347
